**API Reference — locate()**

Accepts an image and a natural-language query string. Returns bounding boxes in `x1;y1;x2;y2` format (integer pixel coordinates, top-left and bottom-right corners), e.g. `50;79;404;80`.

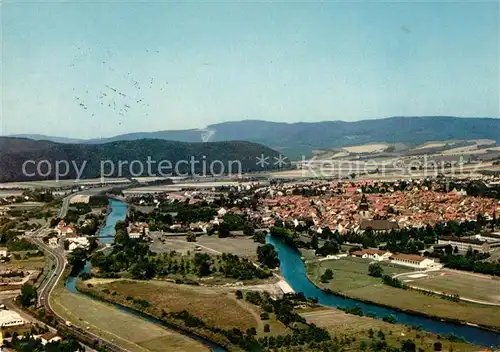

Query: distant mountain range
0;138;287;182
10;116;500;159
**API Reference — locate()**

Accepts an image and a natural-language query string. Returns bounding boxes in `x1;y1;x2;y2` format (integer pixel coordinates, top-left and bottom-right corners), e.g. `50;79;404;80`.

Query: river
266;234;500;348
65;199;227;352
65;199;500;349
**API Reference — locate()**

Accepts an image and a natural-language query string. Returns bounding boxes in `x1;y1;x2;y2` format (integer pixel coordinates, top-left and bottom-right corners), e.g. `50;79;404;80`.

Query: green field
307;257;500;328
79;279;290;337
50;285;208;352
300;308;480;352
399;269;500;304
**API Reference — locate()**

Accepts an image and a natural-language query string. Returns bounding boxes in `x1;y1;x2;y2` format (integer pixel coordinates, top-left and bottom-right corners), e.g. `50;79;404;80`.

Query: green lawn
307;257;500;329
308;257;411;292
398;269;500;304
300;308;481;352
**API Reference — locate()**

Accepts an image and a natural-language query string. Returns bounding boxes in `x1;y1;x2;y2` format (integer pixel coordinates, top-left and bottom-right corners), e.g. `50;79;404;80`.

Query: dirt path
230;295;264;332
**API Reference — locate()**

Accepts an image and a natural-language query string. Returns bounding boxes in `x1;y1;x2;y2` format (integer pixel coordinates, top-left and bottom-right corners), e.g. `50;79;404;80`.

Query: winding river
65;199;499;350
64;199;227;352
266;235;500;348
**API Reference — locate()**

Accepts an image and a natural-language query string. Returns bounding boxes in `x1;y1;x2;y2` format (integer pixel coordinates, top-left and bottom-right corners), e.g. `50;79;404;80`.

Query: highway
27;191;128;352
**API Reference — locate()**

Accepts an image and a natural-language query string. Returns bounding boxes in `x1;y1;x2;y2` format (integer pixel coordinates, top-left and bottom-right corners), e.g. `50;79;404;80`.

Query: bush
382;314;397;324
433;341;442;351
235;290;243;299
368;263;383;277
320;269;334;283
260;312;269;320
263;324;270;333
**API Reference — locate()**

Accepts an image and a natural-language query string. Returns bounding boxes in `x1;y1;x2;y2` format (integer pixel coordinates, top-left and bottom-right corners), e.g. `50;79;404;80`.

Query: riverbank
307;257;500;331
76;279;238;351
51;269;209;352
266;234;500;348
298;307;481;352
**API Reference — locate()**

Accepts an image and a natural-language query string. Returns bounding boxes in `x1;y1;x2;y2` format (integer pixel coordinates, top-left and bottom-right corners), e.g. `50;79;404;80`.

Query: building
127;222;149;239
351;249;392;261
359;219;399;232
48;237;58;248
438;235;500;253
40;332;62;345
55;220;76;237
0;309;27;328
0;248;7;258
69;195;90;204
67;237;90;252
389;253;437;269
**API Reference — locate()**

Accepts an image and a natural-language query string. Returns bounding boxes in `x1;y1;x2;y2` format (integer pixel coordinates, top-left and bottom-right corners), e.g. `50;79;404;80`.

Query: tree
368;263;384;277
243;224;255;236
20;283;37;307
257;244;280;269
235;290;243;299
444;245;453;256
315;240;340;256
193;253;211;276
320;269;333;283
186;231;197;242
401;339;416;352
311;234;319;250
433;341;442;351
263;324;270;333
252;231;267;244
453;246;459;254
114;230;130;246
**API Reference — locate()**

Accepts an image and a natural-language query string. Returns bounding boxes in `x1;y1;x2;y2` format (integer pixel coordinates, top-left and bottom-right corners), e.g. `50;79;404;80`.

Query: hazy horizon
5;115;500;140
3;1;499;138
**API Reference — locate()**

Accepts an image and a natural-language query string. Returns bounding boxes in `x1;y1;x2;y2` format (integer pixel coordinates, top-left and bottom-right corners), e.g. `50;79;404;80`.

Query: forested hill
12;116;500;159
0;138;288;182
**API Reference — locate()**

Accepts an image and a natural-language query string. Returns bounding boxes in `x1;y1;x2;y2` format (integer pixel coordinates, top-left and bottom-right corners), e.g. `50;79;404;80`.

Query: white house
0;247;8;258
351;249;392;261
217;207;227;217
48;237;58;248
127;222;149;239
389;254;437;269
67;237;89;252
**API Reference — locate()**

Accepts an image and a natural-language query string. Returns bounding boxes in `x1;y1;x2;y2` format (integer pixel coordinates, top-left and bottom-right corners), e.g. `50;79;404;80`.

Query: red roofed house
55;220;76;237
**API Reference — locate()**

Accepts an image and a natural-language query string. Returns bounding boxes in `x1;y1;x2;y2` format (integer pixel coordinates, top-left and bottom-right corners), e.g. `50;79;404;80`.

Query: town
0;173;499;351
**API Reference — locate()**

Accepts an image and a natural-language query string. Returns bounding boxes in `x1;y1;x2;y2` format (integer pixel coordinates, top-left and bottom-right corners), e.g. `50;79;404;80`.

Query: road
26;191;128;352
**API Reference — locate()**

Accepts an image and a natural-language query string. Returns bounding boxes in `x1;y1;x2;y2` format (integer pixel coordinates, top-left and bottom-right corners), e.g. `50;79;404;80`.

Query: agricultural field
3;253;47;271
51;284;207;352
307;257;500;328
80;279;263;332
151;234;261;258
307;257;411;292
300;308;480;352
398;269;500;304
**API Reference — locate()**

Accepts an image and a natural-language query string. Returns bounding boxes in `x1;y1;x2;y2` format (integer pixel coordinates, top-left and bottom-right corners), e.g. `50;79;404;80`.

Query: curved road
28;191;128;352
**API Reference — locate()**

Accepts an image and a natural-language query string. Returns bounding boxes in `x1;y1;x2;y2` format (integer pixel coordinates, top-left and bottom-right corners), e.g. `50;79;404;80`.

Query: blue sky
2;1;499;138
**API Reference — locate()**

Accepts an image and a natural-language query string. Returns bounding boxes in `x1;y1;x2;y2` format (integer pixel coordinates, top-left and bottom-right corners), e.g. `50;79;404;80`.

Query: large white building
389;254;437;269
67;237;90;252
438;235;500;253
0;309;28;327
